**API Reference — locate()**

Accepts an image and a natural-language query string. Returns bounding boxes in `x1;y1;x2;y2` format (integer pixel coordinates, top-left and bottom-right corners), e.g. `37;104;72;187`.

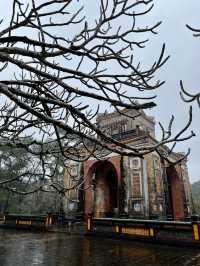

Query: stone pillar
143;159;149;218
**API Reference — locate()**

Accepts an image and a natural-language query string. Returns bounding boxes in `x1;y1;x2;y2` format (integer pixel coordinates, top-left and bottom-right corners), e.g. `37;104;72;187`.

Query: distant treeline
0;144;64;215
192;180;200;214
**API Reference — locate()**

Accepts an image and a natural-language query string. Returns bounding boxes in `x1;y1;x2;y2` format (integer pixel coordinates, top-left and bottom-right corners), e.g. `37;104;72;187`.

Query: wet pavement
0;229;200;266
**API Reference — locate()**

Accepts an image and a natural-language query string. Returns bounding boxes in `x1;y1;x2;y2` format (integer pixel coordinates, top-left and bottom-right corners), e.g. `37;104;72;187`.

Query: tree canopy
0;0;194;194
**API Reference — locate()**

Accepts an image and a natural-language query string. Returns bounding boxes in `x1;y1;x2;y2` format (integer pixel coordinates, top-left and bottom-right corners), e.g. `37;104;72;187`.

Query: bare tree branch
0;0;194;195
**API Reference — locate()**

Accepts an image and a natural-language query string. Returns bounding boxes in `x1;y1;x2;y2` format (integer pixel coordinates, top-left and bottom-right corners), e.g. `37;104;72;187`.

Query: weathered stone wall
125;157;145;218
63;160;82;215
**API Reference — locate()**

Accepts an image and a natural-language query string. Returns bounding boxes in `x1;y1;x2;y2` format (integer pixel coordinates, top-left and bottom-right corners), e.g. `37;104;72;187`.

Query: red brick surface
167;166;185;220
84;156;121;217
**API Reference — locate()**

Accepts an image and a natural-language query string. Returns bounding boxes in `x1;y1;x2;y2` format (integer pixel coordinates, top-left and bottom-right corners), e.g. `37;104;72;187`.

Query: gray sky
138;0;200;183
0;0;200;183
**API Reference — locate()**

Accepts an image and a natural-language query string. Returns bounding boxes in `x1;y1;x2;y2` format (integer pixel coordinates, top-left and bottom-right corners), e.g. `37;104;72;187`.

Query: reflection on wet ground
0;230;200;266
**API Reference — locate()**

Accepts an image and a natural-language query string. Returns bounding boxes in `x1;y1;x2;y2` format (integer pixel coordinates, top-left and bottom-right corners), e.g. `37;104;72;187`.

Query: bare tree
0;0;194;195
180;24;200;106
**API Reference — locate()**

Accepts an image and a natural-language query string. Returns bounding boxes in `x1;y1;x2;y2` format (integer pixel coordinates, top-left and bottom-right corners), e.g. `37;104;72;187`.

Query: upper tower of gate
96;108;155;140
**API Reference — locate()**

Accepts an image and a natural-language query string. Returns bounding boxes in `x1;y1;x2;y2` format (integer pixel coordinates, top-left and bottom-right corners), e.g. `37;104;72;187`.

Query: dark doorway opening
107;169;118;217
165;171;174;220
92;161;119;218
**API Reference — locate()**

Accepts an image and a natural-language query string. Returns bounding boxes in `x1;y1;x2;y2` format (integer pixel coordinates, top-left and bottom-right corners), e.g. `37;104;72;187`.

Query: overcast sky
0;0;200;183
137;0;200;183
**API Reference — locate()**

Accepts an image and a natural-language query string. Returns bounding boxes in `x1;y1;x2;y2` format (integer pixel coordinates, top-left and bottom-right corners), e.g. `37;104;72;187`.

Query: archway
165;166;185;220
85;160;119;218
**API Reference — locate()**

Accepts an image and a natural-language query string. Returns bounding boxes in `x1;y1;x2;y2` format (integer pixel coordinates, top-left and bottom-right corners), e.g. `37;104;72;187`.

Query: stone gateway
63;109;193;221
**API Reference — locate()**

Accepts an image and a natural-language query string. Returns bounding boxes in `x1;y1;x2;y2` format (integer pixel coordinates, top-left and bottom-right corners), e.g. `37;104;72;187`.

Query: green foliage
192;180;200;214
0;144;63;214
0;145;30;213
